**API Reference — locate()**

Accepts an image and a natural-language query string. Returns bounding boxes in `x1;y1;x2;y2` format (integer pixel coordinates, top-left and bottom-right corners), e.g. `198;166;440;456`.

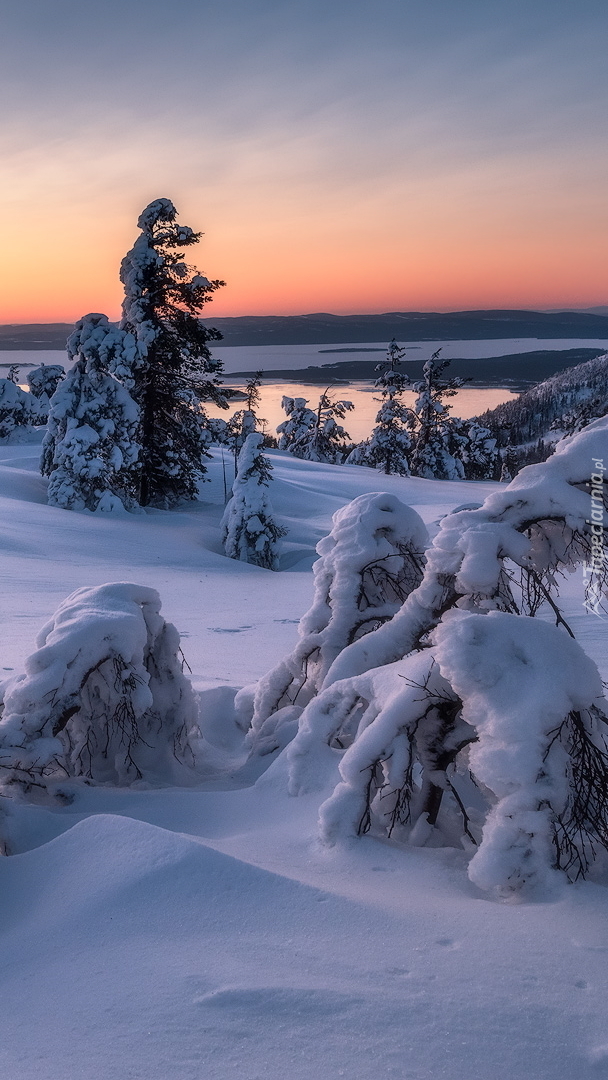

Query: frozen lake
210;380;516;441
5;335;605;442
3;335;608;375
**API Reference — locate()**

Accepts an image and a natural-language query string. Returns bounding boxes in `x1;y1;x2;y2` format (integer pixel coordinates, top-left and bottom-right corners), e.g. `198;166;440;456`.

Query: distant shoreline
226;347;606;393
2;345;605;393
2;308;608;350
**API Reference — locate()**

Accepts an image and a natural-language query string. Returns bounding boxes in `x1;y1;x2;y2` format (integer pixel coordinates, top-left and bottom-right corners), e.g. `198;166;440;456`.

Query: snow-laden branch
325;416;608;687
238;493;428;755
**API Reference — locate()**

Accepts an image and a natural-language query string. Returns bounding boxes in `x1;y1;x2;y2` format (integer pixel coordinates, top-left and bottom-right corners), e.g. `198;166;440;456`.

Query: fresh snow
0;436;607;1079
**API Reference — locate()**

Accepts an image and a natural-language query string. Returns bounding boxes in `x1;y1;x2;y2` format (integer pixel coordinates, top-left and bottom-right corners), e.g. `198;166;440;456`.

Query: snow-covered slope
0;438;606;1080
478;351;608;447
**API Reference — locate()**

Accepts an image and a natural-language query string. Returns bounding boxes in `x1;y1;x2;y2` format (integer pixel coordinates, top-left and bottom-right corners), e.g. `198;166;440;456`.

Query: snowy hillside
478;351;608;448
0;438;607;1080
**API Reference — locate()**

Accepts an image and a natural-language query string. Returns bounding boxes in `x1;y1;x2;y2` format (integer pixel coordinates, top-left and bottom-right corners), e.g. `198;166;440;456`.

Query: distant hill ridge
477;351;608;446
2;309;608;349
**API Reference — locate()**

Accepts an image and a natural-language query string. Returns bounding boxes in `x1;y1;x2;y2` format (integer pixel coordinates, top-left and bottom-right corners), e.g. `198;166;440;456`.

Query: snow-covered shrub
285;418;608;895
240;493;428;754
434;612;608;892
292;613;608;897
221;433;286;570
26;363;65;424
0;583;200;794
325;416;608;687
41;314;141;512
0;379;39;441
347;339;412;474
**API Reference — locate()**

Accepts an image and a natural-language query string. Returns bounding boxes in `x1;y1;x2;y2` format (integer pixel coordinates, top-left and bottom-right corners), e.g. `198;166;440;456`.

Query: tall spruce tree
120;198;227;507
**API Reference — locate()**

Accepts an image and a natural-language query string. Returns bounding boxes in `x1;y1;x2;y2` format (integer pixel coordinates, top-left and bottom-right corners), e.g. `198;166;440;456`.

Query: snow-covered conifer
499;455;512;482
41;314;141;512
0;379;39;441
276;396;317;453
277;388;353;463
0;583;200;793
120;198;227;507
240;493;428;754
221;433;286;571
347;340;412;474
225;371;265;470
285;418;608;894
455;419;499;480
26;363;65;424
409;351;466;479
27;363;65;400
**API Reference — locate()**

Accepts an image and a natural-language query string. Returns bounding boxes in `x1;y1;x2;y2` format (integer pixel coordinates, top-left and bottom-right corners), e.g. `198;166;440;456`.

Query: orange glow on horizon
1;168;606;324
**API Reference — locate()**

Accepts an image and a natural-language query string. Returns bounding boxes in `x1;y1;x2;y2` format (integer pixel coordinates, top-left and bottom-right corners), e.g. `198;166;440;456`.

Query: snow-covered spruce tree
0;583;200;794
285;419;608;895
41;314;141;512
453;418;499;480
499;449;515;483
120;198;227;507
552;390;608;436
26;363;65;424
0;379;39;440
239;492;428;755
225;370;265;469
221;433;286;571
347;339;412;474
277;396;316;452
240;369;263;440
278;388;353;463
408;350;467;479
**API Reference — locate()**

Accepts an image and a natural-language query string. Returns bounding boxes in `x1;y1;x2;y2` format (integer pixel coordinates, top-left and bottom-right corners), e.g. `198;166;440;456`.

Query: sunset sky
1;0;607;322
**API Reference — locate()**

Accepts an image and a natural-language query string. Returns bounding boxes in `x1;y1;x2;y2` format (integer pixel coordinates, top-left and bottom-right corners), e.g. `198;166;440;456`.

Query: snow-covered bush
285;418;608;895
26;363;65;423
41;314;141;512
0;583;200;794
221;433;286;570
347;339;412;474
240;492;428;754
291;613;608;897
0;379;39;441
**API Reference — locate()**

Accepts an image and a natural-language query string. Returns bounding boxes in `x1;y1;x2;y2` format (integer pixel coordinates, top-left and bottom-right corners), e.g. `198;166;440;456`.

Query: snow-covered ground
0;439;607;1080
